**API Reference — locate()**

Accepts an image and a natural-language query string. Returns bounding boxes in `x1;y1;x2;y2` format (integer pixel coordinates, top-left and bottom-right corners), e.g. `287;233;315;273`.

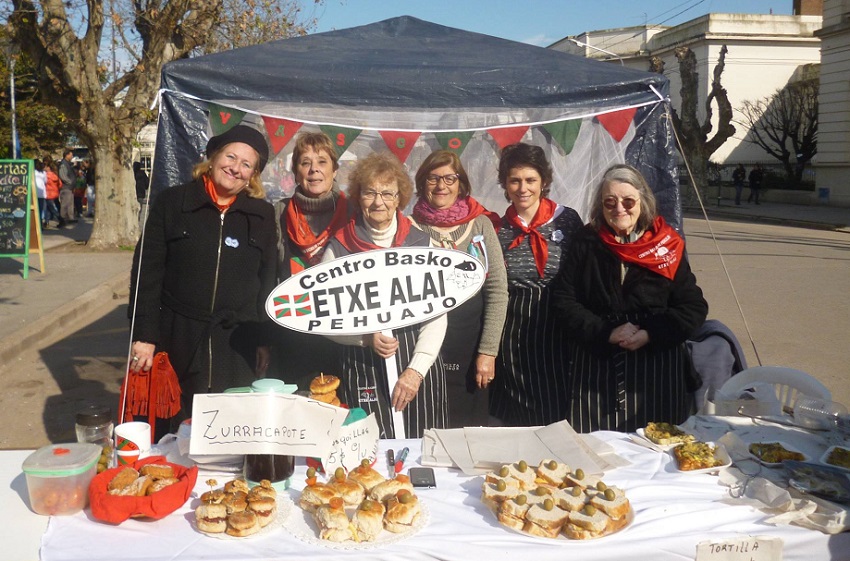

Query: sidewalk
0;201;848;368
0;218;133;367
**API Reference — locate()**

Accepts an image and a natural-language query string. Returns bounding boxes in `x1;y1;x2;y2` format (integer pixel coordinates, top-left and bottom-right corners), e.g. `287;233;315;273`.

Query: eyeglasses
360;190;399;202
603;196;640;210
425;173;460;186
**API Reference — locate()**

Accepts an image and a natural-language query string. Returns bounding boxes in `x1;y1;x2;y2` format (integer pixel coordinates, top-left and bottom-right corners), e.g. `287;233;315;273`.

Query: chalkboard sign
0;159;34;264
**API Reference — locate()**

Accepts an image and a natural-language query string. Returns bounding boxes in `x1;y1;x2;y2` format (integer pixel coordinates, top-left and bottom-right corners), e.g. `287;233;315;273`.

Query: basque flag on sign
272;293;312;318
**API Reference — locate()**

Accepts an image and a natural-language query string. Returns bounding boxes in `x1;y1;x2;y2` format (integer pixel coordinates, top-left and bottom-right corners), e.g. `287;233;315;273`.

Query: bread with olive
523;501;570;539
383;490;421;533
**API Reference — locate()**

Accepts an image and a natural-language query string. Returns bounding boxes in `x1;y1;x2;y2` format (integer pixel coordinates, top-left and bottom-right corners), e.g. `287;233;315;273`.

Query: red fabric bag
119;352;182;429
89;456;198;523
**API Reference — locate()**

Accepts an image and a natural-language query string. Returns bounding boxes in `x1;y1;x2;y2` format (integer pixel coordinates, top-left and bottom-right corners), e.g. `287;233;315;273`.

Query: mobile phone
408;467;437;488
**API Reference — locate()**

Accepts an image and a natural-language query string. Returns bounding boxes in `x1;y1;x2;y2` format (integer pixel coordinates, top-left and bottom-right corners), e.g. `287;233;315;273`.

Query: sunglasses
603;196;640;210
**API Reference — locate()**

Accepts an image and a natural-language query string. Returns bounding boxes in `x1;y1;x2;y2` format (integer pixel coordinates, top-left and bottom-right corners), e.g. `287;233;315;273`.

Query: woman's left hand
474;353;496;389
619;329;649;351
391;369;423;412
255;346;271;375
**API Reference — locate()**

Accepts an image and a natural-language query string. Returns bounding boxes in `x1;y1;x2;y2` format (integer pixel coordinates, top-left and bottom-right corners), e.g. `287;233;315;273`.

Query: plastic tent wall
154;16;681;228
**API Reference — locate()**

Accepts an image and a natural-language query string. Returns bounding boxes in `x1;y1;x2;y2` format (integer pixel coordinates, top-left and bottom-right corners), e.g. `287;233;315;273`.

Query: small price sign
322;414;380;474
696;536;783;561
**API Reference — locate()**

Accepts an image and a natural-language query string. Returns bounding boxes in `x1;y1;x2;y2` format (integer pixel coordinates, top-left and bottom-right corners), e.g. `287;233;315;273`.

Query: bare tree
666;46;736;200
202;0;318;54
738;74;818;184
4;0;319;249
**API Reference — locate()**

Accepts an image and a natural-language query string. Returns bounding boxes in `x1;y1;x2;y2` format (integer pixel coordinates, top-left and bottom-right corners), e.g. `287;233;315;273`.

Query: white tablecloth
10;430;850;561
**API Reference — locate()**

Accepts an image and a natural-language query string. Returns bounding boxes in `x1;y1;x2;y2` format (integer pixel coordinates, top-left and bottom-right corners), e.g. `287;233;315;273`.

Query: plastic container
22;442;101;515
793;396;849;430
244;378;296;490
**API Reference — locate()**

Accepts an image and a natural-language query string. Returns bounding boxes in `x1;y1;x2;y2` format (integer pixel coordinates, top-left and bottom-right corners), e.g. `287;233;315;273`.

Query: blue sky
310;0;794;46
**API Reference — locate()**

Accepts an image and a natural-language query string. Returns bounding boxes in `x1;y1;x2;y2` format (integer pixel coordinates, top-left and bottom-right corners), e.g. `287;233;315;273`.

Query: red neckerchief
504;198;557;278
598;215;684;280
203;175;236;212
333;211;413;253
285;192;349;272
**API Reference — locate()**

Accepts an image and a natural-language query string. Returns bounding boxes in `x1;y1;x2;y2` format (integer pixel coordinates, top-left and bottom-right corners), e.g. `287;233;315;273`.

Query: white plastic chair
718;366;831;413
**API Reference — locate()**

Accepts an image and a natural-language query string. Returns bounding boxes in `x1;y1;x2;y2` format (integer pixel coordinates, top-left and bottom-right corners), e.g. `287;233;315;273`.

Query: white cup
114;421;152;465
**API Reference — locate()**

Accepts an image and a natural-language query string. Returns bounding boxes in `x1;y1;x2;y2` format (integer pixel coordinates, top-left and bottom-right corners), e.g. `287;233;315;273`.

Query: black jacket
130;179;277;404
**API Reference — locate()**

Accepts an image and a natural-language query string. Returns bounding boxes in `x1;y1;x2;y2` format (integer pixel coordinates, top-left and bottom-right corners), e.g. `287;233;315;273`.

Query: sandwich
310;373;341;405
225;510;261;537
224;478;250;494
247;496;277;527
503;461;536;490
497;493;531;531
220;492;248;514
523;499;570;539
369;475;414;503
563;504;611;540
247;479;277;501
330;477;366;506
348;463;386;493
564;468;601;490
314;498;353;542
553;485;588;512
299;483;342;513
195;502;227;533
352;499;385;541
481;478;520;512
589;486;630;521
139;463;175;480
383;490;421;533
536;459;570;486
200;489;225;504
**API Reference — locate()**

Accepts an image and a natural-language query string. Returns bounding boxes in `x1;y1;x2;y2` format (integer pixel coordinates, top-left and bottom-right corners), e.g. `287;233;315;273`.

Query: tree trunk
88;143;140;249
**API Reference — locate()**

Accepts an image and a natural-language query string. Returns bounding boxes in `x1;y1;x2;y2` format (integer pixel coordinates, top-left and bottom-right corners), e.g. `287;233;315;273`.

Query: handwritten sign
696;536;783;561
0;160;32;257
322;414;380;474
266;247;486;335
189;393;348;458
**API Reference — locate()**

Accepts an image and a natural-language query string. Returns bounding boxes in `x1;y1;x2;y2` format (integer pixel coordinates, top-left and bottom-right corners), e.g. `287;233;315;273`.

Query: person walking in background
34;159;48;229
747;164;763;205
44;159;64;228
73;166;86;218
83;160;96;217
732;164;746;206
57;148;76;224
491;143;583;426
133;161;150;226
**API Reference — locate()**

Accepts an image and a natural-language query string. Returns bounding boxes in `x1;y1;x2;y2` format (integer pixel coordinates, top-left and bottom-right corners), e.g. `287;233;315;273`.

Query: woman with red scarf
491;143;583;426
409;150;507;428
273;132;350;390
552;164;708;433
324;152;447;439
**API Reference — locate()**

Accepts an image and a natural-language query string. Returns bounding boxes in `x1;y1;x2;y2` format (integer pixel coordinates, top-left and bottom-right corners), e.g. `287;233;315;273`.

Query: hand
366;332;399;359
474;353;496;389
619;329;650;351
608;322;640;345
391;369;423;412
255;346;271;375
130;341;156;373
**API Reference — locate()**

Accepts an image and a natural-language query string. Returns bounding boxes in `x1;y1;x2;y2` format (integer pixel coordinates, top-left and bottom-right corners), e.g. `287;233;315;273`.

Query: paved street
0;208;848;449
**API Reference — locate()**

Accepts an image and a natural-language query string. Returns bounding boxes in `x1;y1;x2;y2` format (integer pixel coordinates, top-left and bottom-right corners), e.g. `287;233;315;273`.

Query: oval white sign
265;247;486;335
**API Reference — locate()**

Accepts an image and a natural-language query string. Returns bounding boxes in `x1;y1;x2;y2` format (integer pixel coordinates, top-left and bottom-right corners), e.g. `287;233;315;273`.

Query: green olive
361;458;370;468
571;486;582;497
306;467;317;478
604;488;616;501
596;481;607;492
515;494;527;505
334;467;345;481
517;460;528;472
399;492;414;504
543;498;554;511
360;499;376;510
546;460;558;470
499;466;510;477
496;479;507;492
534;486;549;496
584;504;597;516
574;468;585;480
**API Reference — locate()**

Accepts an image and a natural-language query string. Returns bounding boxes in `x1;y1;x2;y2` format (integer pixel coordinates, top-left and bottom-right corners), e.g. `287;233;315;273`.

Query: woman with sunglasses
323;152;448;439
490;143;583;426
552;164;707;433
410;150;508;428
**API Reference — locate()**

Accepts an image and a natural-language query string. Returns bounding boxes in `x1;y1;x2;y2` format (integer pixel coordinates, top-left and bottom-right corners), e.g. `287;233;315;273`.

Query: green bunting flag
208;103;246;136
543;119;582;155
319;125;363;159
434;131;475;155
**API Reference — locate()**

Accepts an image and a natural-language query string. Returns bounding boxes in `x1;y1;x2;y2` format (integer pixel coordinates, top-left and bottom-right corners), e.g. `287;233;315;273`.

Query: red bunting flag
262;117;303;155
208;103;246;136
486;126;529;149
596;108;637;143
379;131;421;163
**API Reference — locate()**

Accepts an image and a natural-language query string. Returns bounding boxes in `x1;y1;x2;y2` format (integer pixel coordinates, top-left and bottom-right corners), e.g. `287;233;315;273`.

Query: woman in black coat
129;125;278;435
552;164;707;433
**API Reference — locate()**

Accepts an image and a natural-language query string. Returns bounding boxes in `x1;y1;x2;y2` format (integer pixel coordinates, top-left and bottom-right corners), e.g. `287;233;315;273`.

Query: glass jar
75;405;114;472
244;379;296;489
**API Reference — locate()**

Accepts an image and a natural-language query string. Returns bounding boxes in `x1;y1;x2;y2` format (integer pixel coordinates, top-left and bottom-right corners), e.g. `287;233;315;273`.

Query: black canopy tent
153;16;679;226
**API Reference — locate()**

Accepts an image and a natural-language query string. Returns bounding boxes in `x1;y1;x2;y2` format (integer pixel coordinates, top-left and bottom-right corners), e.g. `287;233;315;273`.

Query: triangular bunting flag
434;131;475;155
209;103;246;136
319;125;362;159
379;131;421;163
543;119;583;155
596;108;637;143
486;126;530;150
262;116;303;155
